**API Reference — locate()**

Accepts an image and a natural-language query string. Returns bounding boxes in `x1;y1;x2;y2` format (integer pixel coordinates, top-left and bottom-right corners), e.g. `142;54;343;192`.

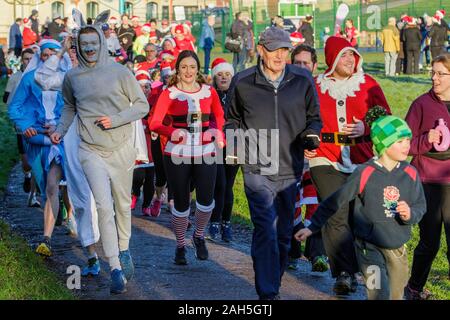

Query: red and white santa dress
150;84;225;159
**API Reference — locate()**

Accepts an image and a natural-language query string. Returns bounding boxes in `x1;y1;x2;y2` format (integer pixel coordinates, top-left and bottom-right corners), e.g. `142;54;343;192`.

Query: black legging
310;165;359;278
151;136;173;200
408;183;450;291
211;163;240;223
132;167;155;208
163;155;217;213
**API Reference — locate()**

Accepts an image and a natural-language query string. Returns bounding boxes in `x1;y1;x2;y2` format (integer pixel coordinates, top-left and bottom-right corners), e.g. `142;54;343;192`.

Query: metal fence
187;0;449;51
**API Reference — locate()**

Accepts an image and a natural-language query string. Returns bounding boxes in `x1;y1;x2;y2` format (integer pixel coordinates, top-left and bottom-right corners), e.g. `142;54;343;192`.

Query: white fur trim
171;206;190;217
196;200;215;212
168;84;211;112
212;63;234;78
135;69;150;77
317;72;366;101
309;156;357;173
300;197;319;205
324;46;364;78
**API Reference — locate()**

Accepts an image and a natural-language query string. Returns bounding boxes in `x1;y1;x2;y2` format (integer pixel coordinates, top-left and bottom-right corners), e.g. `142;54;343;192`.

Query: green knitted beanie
370;115;412;155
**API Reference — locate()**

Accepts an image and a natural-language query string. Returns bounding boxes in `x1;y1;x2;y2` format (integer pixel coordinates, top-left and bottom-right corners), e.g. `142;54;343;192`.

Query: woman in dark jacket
207;58;240;242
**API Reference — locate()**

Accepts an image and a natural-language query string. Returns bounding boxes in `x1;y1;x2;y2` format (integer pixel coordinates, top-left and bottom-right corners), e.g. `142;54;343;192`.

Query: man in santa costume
306;36;391;295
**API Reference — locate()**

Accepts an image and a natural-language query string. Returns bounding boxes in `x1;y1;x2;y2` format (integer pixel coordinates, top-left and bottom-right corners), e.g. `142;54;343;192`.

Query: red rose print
384;186;400;202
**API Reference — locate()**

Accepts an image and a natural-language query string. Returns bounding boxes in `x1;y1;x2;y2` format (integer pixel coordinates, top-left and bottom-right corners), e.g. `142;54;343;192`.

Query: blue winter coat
9;23;22;49
199;20;215;50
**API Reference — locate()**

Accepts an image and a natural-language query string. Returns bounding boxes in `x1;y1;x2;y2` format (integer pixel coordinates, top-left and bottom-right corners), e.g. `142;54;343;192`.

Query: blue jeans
203;47;212;75
243;172;297;299
233;47;247;73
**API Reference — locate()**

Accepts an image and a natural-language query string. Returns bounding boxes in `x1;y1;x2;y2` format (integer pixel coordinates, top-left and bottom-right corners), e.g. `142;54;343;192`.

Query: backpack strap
359;166;376;194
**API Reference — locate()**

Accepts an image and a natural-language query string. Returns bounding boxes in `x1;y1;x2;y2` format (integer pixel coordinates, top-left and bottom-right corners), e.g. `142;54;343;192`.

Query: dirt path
0;164;366;300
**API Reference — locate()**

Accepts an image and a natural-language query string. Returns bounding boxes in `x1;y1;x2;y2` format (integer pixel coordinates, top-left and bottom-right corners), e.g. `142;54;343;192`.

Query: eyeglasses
430;71;450;78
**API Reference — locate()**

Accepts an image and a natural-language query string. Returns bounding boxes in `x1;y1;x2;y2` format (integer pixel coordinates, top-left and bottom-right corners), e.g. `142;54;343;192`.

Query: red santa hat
23;17;29;24
183;20;192;30
135;68;151;85
436;9;446;19
109;16;118;24
131;16;139;21
211;58;234;78
142;24;151;33
290;32;305;44
175;24;185;34
404;16;416;25
323;36;363;77
160;50;175;61
160;60;175;78
149;31;158;39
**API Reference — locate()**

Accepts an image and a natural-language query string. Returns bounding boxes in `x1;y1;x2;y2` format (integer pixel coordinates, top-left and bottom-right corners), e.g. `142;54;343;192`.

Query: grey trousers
384;52;398;76
78;141;136;262
355;238;409;300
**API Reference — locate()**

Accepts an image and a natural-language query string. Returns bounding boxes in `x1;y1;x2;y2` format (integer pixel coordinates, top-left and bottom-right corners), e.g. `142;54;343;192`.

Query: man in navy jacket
226;26;322;300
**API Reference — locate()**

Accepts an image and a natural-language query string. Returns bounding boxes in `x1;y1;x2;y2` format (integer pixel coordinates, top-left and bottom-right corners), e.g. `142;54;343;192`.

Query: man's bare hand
294;228;313;242
50;132;62;144
23;127;38;138
95;116;112;130
304;149;317;159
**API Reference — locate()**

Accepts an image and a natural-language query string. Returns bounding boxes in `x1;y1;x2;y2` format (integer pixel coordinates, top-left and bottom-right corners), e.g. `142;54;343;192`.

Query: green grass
0;79;19;194
0;79;75;300
224;52;450;299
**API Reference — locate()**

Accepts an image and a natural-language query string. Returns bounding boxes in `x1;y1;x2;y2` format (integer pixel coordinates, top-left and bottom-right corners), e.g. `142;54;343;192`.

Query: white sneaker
27;192;41;208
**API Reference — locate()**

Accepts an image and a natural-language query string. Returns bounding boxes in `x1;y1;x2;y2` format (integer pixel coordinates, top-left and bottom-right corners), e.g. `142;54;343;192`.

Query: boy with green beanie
295;111;426;299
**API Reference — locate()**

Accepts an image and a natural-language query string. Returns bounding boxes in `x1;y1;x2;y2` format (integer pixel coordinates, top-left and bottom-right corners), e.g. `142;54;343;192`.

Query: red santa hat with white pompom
211;58;235;78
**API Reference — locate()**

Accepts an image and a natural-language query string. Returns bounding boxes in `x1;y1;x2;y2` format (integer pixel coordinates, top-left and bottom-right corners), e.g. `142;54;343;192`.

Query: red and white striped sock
171;215;188;248
194;209;212;238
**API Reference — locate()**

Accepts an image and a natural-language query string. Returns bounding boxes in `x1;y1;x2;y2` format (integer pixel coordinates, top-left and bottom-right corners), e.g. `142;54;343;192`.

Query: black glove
302;134;320;150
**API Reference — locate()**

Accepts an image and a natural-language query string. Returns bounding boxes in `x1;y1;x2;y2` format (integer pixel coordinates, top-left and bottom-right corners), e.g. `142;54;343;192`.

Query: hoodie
308;159;426;249
55;19;149;152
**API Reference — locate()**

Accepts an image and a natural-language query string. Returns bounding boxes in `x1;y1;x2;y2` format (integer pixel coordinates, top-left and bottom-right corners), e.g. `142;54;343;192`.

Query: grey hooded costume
54;10;149;281
55;10;149;152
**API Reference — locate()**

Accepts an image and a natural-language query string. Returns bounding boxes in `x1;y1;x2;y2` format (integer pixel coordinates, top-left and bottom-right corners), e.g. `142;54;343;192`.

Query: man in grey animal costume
51;10;149;294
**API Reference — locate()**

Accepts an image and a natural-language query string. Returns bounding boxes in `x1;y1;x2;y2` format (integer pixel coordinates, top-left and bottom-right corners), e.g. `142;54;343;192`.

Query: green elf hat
365;106;412;155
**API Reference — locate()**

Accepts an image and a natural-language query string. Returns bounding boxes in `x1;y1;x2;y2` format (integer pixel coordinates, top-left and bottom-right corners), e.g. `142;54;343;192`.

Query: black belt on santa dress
321;132;372;146
171;113;210;124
